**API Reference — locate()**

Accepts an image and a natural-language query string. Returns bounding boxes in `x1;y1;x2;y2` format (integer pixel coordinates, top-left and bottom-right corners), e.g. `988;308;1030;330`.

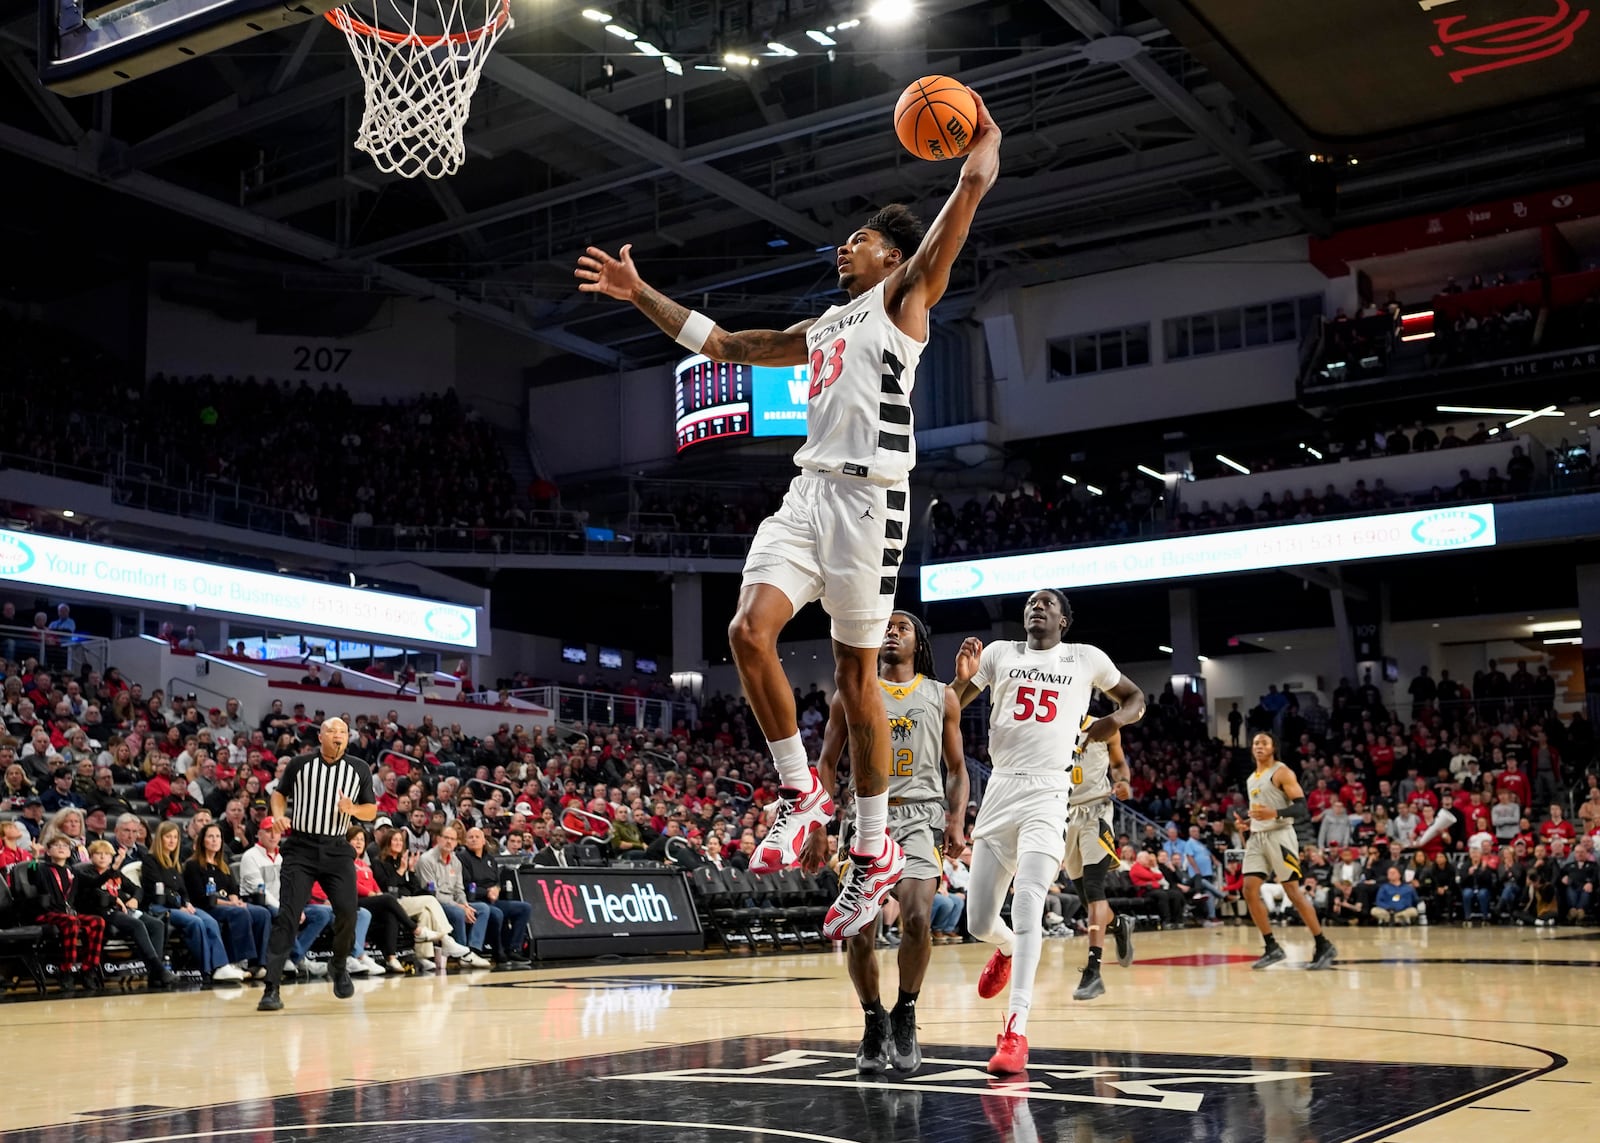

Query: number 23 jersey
793;279;925;484
973;641;1121;777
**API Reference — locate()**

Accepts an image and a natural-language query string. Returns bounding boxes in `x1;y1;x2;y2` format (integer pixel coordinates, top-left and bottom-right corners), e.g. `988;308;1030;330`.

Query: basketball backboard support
38;0;338;96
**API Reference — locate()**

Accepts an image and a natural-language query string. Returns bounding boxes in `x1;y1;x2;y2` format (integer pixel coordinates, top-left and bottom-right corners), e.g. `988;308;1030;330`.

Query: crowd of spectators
1074;664;1598;931
632;482;786;558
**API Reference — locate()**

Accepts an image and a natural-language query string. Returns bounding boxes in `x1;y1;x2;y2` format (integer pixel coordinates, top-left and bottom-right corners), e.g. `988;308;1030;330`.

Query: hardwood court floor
6;924;1595;1142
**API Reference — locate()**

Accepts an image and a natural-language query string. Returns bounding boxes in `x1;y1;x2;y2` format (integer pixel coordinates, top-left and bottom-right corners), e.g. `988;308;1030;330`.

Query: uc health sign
921;504;1497;603
0;527;480;649
518;866;702;956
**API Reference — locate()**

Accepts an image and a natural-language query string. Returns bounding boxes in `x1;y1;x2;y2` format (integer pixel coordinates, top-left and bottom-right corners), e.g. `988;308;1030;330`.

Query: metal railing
0;623;110;676
467;686;686;732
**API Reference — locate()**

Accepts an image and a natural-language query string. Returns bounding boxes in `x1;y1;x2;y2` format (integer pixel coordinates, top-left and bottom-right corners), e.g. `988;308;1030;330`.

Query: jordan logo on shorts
860;508;875;521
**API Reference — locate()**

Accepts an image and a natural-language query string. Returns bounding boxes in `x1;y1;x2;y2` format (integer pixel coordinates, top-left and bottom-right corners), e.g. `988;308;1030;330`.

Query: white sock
1005;852;1056;1036
853;791;888;858
770;733;811;791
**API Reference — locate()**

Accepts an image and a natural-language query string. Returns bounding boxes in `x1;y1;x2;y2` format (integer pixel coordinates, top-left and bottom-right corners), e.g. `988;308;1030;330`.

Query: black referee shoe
257;986;283;1012
331;969;355;1000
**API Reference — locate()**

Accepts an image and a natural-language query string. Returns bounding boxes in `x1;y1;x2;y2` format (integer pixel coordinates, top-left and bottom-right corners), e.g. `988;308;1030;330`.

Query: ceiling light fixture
1504;404;1560;429
1197;655;1210;663
1435;404;1532;416
765;40;798;56
806;29;836;44
695;63;727;71
633;39;660;54
1086;484;1104;496
1136;464;1165;481
61;509;75;518
581;8;611;20
1305;445;1323;459
1158;645;1174;654
1543;636;1583;645
1529;620;1581;633
723;51;751;65
1216;453;1250;475
603;23;636;39
1061;474;1077;484
662;55;682;74
1400;331;1436;342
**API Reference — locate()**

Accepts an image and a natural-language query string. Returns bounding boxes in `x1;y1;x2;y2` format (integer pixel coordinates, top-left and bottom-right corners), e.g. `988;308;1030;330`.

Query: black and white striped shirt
281;751;375;838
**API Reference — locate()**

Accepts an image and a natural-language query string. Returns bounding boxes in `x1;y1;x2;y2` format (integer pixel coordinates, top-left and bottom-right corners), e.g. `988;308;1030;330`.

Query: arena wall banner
0;527;481;650
921;504;1497;603
517;866;704;959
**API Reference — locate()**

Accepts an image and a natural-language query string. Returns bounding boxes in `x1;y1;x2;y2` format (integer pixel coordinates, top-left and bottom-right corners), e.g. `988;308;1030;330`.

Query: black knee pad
1080;856;1111;904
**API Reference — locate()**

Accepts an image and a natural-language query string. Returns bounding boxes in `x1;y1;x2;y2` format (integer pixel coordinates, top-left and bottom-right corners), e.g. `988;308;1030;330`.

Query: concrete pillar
1169;588;1200;676
1329;587;1359;684
672;573;704;672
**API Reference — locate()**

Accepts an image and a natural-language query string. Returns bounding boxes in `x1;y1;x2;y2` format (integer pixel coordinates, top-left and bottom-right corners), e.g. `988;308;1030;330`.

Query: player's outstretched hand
954;637;984;683
965;87;1001;153
575;243;643;300
798;826;828;874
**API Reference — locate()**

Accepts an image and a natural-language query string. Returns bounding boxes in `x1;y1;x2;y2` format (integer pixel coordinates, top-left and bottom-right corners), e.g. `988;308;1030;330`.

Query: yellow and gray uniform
1244;761;1303;883
1064;734;1119;882
842;674;948;880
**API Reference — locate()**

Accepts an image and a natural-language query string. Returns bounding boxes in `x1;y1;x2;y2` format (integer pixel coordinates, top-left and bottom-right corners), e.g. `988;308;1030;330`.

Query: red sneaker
977;948;1012;999
750;773;833;874
987;1015;1028;1075
822;836;905;940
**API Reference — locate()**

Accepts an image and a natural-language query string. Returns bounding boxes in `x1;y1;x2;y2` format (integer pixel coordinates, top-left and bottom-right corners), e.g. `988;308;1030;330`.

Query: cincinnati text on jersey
806;308;871;346
1007;668;1075;685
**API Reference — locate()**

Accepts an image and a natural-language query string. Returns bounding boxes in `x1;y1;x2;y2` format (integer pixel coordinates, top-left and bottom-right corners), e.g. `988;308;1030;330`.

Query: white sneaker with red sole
823;836;905;940
749;773;834;874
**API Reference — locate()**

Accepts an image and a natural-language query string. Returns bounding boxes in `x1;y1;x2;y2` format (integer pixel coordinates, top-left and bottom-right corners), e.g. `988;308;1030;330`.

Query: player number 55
1012;686;1058;723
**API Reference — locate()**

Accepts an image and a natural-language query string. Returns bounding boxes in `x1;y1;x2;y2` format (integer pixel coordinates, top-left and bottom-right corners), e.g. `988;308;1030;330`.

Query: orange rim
326;0;510;47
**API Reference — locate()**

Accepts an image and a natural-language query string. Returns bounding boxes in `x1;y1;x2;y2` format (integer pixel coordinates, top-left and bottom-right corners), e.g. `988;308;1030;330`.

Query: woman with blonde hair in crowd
2;762;36;810
41;806;89;863
373;826;468;972
144;820;242;982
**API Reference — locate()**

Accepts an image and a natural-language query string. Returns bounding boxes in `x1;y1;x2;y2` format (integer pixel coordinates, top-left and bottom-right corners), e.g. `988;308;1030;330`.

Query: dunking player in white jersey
577;93;1003;938
952;590;1145;1075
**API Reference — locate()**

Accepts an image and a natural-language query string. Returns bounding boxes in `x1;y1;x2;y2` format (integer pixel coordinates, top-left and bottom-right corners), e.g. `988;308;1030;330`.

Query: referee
258;717;376;1012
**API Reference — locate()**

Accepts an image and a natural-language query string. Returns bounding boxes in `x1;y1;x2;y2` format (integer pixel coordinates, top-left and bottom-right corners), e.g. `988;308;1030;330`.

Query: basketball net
326;0;512;179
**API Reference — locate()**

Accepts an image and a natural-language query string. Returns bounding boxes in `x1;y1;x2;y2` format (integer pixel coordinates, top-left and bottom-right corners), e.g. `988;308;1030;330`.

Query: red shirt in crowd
1369;743;1396;777
1540;818;1576;844
1407;788;1439;813
1129;862;1167;893
1496;769;1531;806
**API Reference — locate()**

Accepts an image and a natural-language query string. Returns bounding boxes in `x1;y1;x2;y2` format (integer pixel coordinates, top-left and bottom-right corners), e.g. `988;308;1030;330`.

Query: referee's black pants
266;832;359;986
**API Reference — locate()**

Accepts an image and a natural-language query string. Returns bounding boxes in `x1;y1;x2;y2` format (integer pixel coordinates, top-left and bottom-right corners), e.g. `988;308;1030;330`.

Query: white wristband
675;310;715;354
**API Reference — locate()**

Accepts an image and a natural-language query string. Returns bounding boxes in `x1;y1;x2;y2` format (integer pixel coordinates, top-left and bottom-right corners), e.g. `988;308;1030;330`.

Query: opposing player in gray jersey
1238;733;1336;970
576;94;1002;944
1063;695;1133;1001
804;610;966;1075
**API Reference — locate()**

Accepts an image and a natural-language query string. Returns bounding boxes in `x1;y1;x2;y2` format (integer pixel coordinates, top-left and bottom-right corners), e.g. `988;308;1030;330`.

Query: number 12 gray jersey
882;675;947;803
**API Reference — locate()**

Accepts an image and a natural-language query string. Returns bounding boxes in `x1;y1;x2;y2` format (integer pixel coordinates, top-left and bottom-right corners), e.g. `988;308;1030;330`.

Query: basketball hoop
325;0;512;179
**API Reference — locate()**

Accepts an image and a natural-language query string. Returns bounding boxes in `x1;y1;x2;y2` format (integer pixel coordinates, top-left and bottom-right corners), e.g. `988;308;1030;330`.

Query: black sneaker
888;1005;921;1072
856;1010;891;1074
1112;914;1135;968
1252;944;1287;970
257;985;283;1012
1072;965;1105;1000
331;969;355;1000
1309;938;1338;971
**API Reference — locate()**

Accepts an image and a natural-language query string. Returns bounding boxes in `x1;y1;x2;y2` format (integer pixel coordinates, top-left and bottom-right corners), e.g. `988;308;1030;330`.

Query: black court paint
15;1038;1542;1143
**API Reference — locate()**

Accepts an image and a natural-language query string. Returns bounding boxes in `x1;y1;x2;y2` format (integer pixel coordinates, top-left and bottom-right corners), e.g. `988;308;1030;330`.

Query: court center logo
540;878;582;929
1410;508;1489;548
1428;0;1590;84
0;533;35;576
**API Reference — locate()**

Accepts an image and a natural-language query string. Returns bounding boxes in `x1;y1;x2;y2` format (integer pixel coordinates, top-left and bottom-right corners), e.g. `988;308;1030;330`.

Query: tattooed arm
575;243;812;366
